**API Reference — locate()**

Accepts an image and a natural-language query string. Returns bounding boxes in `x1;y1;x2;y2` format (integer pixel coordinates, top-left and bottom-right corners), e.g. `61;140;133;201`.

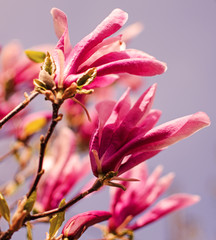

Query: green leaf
25;50;46;63
33;79;47;91
26;222;33;240
77;67;97;87
24;190;37;213
42;52;56;76
0;192;10;223
24;117;47;138
49;199;66;239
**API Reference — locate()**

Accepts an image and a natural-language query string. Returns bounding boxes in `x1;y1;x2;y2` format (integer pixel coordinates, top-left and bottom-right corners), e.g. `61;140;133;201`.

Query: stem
0;230;13;240
0;92;39;129
26;102;62;198
25;177;104;221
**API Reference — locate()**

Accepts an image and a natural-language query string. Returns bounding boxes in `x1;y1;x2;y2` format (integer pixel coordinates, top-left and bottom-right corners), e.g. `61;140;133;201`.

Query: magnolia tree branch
0;92;39;129
0;230;13;240
0;101;63;240
26;102;62;198
25;176;105;221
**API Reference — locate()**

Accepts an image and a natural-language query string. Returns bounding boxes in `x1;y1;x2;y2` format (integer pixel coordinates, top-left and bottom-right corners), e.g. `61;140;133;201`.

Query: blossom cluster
0;7;210;240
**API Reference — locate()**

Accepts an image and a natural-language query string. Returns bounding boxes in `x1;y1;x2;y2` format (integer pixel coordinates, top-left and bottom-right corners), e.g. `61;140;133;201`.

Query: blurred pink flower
0;41;52;118
62;211;111;240
89;84;210;177
15;111;52;141
106;163;199;238
50;8;167;90
36;127;90;211
62;95;98;149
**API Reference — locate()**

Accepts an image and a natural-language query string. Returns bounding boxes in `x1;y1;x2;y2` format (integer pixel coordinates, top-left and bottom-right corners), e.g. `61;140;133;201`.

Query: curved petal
129;194;200;230
51;8;71;55
107;111;210;164
77;35;124;72
64;8;128;75
96;58;167;77
1;41;22;70
118;151;161;175
87;49;156;69
99;89;131;158
129;111;211;152
84;75;119;89
101;85;157;172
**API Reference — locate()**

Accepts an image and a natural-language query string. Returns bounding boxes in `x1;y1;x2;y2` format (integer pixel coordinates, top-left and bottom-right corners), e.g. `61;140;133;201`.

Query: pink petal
96;57;167;77
84;74;119;89
130;194;200;230
1;41;22;70
77;35;123;72
87;49;156;69
62;211;111;239
118;151;161;175
37;127;77;210
64;8;128;75
101;85;157;172
120;22;144;43
127;109;162;141
51;8;71;55
98;89;131;158
131;111;211;152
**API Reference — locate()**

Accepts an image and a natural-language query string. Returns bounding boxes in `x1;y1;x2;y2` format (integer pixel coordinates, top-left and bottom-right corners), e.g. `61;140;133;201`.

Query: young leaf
49;199;66;239
76;67;97;87
24;190;37;213
24;118;47;138
0;192;10;223
26;222;33;240
25;50;46;63
33;79;47;91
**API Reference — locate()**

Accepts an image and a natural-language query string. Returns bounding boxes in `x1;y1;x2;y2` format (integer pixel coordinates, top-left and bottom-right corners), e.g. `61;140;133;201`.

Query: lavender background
0;0;216;239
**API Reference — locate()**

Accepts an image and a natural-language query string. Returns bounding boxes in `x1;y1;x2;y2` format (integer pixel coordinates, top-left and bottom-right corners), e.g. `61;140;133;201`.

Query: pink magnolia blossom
106;163;200;237
62;211;111;240
89;84;210;177
36;127;90;211
0;41;49;118
50;8;167;90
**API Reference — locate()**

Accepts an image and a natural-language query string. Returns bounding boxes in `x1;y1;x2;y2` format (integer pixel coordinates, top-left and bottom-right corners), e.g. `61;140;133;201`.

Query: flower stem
0;92;39;129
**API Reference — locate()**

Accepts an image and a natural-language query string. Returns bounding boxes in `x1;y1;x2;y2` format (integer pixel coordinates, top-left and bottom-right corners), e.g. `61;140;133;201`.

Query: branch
0;92;39;129
26;102;62;198
26;177;104;221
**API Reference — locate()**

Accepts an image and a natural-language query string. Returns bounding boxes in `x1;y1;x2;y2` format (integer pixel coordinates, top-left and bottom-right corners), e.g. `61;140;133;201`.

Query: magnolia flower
89;84;210;178
62;211;111;240
0;41;50;118
36;127;90;211
48;8;167;92
102;163;200;239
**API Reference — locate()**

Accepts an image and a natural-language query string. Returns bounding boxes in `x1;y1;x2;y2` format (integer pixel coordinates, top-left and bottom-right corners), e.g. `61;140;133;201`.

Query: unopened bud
62;211;111;240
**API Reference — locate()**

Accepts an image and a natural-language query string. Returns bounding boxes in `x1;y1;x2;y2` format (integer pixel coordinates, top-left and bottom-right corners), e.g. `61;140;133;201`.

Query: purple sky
0;1;216;239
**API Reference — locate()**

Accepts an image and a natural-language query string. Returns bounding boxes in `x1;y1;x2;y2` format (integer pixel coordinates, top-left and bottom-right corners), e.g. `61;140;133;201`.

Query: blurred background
0;0;215;239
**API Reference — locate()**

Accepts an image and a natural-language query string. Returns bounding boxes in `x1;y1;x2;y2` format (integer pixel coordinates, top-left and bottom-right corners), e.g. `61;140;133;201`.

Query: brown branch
26;102;62;198
0;229;14;240
25;177;104;221
0;92;39;129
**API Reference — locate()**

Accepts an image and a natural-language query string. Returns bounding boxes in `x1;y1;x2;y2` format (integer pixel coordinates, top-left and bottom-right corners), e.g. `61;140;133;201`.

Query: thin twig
26;102;62;198
25;177;104;221
0;92;39;129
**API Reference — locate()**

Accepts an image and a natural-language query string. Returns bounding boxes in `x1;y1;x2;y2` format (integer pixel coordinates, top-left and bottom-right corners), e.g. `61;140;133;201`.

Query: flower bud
62;211;111;240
